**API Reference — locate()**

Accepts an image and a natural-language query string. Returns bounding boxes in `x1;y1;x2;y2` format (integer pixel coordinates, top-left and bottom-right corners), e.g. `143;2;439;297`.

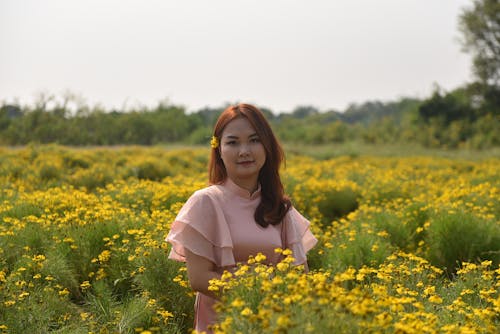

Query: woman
166;103;317;333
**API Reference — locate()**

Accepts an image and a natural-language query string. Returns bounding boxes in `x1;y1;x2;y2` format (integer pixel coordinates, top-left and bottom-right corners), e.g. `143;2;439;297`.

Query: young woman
166;103;317;333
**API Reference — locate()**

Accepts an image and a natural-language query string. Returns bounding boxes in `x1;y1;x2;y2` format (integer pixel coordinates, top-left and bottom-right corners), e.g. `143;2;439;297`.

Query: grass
284;141;500;160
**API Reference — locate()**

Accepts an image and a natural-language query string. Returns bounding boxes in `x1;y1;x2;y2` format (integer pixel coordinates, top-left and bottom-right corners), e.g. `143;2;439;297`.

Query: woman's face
220;117;266;191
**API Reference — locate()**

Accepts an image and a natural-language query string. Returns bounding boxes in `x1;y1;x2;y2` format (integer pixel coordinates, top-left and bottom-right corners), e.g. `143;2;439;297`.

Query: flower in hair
210;136;219;149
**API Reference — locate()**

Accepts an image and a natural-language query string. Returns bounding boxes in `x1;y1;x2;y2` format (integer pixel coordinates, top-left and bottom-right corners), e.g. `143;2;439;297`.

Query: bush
317;187;359;225
39;163;61;182
426;210;500;274
323;226;394;272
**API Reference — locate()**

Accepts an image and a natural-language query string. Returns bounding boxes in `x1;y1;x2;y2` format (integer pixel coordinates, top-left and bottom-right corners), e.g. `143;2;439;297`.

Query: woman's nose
238;143;250;156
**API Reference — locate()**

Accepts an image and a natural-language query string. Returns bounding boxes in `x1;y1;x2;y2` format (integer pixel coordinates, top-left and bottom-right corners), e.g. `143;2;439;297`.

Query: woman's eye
226;141;236;145
251;138;260;143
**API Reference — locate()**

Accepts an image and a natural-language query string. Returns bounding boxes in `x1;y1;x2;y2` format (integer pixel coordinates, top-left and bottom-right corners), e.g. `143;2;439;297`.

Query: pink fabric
166;178;317;333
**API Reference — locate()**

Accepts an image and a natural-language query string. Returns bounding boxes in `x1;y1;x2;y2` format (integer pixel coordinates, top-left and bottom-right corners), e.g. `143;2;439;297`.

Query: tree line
0;84;498;149
0;0;498;149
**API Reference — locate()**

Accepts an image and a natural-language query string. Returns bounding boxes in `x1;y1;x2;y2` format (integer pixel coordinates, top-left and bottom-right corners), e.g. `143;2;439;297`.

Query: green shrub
117;297;155;334
62;153;91;169
41;248;82;299
3;202;43;219
133;247;194;330
317;187;359;225
69;165;114;191
3;222;49;269
371;205;428;253
133;161;170;181
39;163;61;182
323;230;394;272
426;210;500;274
0;285;80;334
64;220;125;280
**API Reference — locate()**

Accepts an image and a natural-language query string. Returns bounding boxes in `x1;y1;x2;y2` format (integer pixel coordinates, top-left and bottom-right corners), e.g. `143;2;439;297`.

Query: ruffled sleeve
283;207;318;265
166;189;236;268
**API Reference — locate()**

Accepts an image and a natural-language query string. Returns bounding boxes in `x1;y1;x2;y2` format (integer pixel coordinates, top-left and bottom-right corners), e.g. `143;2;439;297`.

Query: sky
0;0;474;114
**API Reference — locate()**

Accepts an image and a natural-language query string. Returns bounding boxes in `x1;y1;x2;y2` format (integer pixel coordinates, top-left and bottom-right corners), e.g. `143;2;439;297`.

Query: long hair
208;103;291;227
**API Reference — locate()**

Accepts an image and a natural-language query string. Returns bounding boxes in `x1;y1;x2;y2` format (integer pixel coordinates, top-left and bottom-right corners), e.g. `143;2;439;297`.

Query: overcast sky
0;0;473;113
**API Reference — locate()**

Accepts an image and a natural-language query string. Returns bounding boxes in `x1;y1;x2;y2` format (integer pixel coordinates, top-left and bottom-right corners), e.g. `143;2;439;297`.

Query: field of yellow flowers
0;145;499;333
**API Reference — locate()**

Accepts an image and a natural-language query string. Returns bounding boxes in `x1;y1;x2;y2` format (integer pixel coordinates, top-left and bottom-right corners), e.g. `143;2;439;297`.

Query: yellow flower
58;288;70;297
423;286;435;296
96;268;106;280
276;262;289;272
276;315;290;327
234;265;249;276
80;312;91;320
97;250;111;263
221;271;233;280
254;253;267;263
32;254;46;262
4;300;16;307
80;280;91;290
240;307;252;316
480;260;492;267
210;136;219;149
18;292;29;299
272;276;284;285
428;295;443;304
231;298;245;308
157;309;174;319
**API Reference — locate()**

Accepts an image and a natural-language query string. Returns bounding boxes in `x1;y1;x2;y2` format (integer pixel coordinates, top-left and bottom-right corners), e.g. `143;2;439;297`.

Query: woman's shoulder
187;184;225;204
176;184;226;220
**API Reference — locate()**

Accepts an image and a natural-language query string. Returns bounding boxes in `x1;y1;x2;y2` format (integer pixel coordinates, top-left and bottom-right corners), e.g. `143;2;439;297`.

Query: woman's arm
185;249;221;299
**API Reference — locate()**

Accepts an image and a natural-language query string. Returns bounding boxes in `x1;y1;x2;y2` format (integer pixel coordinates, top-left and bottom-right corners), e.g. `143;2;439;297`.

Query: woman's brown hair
208;103;291;227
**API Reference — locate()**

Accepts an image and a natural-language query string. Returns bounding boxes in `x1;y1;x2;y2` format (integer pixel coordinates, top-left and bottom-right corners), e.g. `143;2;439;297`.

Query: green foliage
317;187;359;224
0;285;80;333
131;160;171;181
372;212;417;251
3;222;48;269
459;0;500;86
426;210;500;274
39;163;62;182
0;87;498;149
323;229;394;272
132;248;195;325
41;248;82;298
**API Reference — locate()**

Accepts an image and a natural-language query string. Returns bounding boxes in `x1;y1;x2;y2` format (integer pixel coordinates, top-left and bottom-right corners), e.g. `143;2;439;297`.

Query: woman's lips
237;160;254;165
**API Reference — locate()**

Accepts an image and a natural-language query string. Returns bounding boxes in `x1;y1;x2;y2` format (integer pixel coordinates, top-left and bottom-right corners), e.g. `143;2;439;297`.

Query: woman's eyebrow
224;133;258;139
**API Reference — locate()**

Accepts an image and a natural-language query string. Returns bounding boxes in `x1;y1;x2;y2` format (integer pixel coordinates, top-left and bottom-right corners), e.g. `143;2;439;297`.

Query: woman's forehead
222;118;257;137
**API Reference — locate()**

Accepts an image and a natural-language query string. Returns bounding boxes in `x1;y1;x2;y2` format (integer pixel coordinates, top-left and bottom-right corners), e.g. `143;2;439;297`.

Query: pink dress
166;178;317;333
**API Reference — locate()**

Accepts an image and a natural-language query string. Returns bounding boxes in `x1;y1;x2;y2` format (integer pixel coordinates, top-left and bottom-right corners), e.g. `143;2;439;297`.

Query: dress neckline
223;178;261;200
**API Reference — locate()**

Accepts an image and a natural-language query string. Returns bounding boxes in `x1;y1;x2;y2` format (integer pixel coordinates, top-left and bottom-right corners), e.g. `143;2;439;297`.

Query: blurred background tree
459;0;500;87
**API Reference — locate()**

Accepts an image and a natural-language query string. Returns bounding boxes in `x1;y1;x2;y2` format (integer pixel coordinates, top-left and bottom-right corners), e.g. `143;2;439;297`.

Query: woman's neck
228;177;258;195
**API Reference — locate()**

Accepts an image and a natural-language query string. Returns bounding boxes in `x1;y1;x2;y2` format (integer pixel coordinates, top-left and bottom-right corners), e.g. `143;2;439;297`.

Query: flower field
0;145;499;333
